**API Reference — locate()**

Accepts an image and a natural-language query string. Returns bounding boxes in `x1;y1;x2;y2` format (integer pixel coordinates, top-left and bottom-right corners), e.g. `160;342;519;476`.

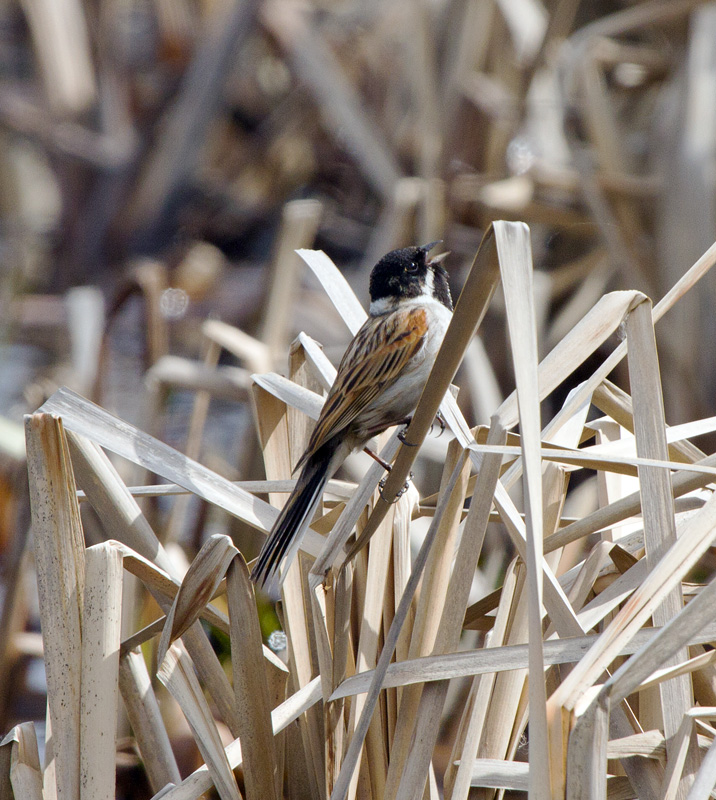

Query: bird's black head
368;241;452;313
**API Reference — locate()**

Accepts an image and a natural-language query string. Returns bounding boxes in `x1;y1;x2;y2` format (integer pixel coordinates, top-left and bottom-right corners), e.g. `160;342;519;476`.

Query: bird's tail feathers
250;450;332;597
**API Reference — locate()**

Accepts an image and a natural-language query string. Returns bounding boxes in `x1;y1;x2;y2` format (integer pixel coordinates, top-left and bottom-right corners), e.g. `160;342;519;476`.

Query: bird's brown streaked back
296;306;428;469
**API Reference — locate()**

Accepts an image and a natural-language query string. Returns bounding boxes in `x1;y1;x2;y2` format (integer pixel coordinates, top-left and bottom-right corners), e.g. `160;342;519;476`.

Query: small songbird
251;241;453;594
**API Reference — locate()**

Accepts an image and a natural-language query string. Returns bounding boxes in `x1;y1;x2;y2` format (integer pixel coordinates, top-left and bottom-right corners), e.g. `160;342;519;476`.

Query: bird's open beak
428;250;450;266
420;240;450;266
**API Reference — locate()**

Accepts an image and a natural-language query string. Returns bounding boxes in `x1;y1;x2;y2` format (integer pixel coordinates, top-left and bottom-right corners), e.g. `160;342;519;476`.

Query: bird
251;241;453;595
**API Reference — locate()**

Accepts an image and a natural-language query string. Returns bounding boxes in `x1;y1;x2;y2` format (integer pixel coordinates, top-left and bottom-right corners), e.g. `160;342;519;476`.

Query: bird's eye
406;261;419;273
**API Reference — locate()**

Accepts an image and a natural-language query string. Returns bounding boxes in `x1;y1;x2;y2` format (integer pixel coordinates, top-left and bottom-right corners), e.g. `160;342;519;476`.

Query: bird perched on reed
251;241;453;595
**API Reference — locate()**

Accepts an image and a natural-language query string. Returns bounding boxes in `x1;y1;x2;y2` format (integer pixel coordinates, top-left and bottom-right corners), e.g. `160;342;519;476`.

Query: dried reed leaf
330;457;489;800
565;691;608;800
498;289;643;430
637;650;716;695
25;413;84;800
547;236;716;445
347;501;395;800
548;490;716;779
477;570;531;775
111;547;225;635
40;388;278;533
66;430;173;573
494;219;551;797
156;534;238;668
428;394;585;642
492;480;582;637
330;617;716;701
410;444;471;658
249;379;326;564
604;572;716;708
625;297;697;792
575;558;647;634
547;450;716;552
251;372;324;421
295;331;337;390
445;561;521;800
251;378;326;795
562;541;616;614
626;299;678;568
606;731;665;760
226;555;280;800
108;541;241;739
469;757;528;791
296;249;367;335
157;643;242;800
688;735;716;800
118;648;181;793
592;380;707;464
384;444;470;800
314;593;358;704
378;482;417;748
0;723;43;800
110;478;355;502
582;414;716;459
354;507;393;674
309;583;333;699
80;543;123;800
178;625;243;742
202;319;271;374
465;439;716;479
660;708;716;800
400;424;506;798
310;573;347;795
158;676;323;800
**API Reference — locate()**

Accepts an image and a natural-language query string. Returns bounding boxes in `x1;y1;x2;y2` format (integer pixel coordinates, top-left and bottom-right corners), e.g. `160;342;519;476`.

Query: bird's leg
363;446;393;472
362;446;412;502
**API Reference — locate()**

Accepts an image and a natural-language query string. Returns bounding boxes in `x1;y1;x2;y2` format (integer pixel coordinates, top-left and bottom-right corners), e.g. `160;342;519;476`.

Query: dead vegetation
2;1;716;800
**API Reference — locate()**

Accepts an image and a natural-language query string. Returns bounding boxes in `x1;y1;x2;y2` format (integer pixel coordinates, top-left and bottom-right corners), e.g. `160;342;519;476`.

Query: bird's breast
352;300;452;441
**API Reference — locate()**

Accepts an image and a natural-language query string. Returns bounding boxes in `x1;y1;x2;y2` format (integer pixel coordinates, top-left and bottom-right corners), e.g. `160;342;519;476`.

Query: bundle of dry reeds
3;226;716;800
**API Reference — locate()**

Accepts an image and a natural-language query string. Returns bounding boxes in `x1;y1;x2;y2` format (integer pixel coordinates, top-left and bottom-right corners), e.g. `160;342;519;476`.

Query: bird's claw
378;472;414;503
398;426;418;446
431;411;447;437
399;412;447;446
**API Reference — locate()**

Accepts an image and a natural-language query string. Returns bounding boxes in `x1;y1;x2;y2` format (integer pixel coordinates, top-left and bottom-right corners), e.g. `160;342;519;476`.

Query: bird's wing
299;306;428;464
